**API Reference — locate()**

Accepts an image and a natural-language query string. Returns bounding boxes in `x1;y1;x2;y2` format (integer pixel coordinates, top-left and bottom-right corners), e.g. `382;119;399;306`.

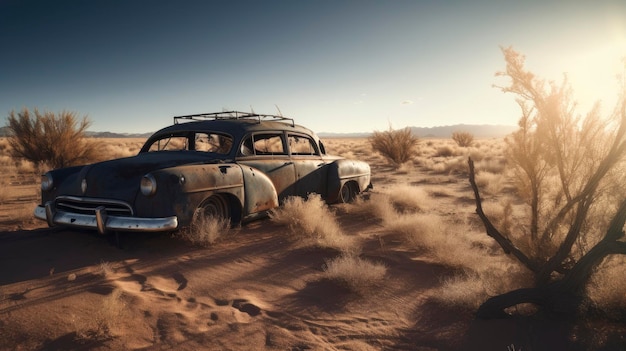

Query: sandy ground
0;138;574;351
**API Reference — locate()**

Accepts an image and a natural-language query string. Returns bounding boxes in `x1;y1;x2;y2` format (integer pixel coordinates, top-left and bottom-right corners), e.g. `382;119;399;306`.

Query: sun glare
568;37;626;114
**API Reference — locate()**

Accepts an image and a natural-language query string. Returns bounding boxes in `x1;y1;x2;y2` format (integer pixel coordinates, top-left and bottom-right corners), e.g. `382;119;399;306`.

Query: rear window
146;132;233;154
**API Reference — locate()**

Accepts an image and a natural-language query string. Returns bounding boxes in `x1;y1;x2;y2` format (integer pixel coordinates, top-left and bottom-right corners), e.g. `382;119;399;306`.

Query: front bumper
34;202;178;234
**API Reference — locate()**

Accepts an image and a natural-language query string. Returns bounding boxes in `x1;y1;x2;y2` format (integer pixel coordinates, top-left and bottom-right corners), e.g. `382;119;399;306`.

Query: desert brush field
0;136;624;351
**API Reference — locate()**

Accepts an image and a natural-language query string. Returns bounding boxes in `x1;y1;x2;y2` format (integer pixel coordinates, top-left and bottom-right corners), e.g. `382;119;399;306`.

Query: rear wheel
339;182;359;203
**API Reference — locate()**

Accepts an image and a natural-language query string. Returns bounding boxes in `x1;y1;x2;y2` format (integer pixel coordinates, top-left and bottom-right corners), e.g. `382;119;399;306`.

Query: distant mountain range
319;124;517;139
84;131;153;138
0;124;518;139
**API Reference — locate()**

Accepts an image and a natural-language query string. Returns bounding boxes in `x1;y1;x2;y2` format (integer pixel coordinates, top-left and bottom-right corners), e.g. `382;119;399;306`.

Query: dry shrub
348;193;398;224
93;289;126;338
323;253;387;294
0;138;9;152
6;108;97;169
587;256;626;315
99;260;114;277
270;194;358;253
435;145;456;157
395;162;412;174
481;201;514;234
93;138;146;161
429;156;468;175
179;209;231;247
434;267;529;310
0;155;12;167
74;289;127;340
474;157;507;174
0;179;8;204
474;171;505;195
322;139;370;159
452;131;474;147
15;160;37;174
386;213;499;270
385;184;432;212
355;191;530;309
369;126;419;165
13;203;37;223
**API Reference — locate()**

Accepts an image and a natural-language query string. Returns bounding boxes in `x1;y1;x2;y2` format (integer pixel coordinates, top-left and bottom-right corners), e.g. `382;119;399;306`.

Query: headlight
41;173;54;192
140;174;157;196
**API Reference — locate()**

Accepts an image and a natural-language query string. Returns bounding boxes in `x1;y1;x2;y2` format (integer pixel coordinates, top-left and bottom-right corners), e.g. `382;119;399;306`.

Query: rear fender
239;165;279;215
326;159;371;203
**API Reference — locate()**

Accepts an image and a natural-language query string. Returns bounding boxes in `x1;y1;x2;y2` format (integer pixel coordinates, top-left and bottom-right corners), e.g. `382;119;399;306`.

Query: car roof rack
173;111;295;127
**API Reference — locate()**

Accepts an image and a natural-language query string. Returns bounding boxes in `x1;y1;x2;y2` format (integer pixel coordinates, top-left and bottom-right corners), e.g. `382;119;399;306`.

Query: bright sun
568;34;626;113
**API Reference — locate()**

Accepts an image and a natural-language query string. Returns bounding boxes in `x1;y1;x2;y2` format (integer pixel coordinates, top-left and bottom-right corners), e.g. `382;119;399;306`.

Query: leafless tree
470;47;626;318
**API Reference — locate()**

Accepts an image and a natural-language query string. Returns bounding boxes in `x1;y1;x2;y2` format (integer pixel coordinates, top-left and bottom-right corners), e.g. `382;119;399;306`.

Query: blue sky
1;1;625;134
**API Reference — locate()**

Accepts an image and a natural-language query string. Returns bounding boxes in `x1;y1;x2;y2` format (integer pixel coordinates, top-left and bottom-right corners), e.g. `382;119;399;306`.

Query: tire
339;182;358;203
199;194;231;220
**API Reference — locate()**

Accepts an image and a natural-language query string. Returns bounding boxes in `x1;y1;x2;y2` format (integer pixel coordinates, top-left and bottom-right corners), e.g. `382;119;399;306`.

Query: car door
236;132;297;202
288;133;328;197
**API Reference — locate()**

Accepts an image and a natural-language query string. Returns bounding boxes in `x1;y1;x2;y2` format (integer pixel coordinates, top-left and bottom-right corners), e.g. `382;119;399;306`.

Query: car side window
194;133;233;154
239;133;287;156
147;136;188;152
288;134;319;155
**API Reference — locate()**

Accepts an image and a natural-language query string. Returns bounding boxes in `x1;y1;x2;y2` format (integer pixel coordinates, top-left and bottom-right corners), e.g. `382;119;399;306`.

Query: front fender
326;159;371;203
134;163;245;226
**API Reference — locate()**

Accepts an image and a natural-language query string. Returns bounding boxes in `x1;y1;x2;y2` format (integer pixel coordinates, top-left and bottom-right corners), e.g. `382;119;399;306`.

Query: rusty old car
34;111;372;234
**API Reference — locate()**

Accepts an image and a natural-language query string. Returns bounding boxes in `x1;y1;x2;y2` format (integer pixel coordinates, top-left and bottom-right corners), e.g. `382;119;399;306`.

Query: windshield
145;132;233;155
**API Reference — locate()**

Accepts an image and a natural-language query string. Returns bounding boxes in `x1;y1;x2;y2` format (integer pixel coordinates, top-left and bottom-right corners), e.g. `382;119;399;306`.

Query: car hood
78;151;225;202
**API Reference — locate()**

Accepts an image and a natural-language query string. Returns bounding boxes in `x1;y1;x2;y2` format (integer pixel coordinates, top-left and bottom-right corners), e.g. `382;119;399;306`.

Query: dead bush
6;108;97;170
179;209;231;247
369;126;418;165
270;194;358;253
323;253;387;294
452;131;474;147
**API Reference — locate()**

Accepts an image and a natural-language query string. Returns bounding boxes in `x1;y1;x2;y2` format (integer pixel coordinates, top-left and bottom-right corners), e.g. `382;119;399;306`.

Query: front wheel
199;194;231;220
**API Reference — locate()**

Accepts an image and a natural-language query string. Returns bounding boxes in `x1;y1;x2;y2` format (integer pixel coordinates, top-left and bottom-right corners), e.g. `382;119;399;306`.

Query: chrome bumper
34;203;178;234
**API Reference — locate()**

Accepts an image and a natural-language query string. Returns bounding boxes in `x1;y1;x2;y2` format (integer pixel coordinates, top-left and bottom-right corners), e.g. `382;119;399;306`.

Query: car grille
55;196;134;216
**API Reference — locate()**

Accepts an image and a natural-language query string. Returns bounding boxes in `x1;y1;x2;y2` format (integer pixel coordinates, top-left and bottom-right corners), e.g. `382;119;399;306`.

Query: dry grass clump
385;184;432;212
429;156;468;175
347;185;434;223
0;179;8;204
349;187;530;310
473;157;507;174
323;253;387;294
74;289;127;340
425;221;530;310
474;171;505;195
99;260;115;277
434;266;529;310
270;194;358;253
434;145;457;157
179;210;231;247
90;138;145;162
411;138;507;176
369;126;419;166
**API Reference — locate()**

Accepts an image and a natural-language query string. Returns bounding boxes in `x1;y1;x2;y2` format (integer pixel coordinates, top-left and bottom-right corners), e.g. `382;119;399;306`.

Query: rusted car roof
151;119;318;140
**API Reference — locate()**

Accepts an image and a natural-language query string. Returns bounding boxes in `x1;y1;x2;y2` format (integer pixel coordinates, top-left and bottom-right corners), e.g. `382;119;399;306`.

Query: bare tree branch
468;158;540;273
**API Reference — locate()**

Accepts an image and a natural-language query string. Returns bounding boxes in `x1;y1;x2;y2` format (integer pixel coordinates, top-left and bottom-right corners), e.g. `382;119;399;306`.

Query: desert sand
0;137;578;350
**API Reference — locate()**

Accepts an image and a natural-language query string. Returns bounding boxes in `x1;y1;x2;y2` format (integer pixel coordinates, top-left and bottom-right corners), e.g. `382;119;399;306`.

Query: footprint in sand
172;272;188;291
232;299;262;317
